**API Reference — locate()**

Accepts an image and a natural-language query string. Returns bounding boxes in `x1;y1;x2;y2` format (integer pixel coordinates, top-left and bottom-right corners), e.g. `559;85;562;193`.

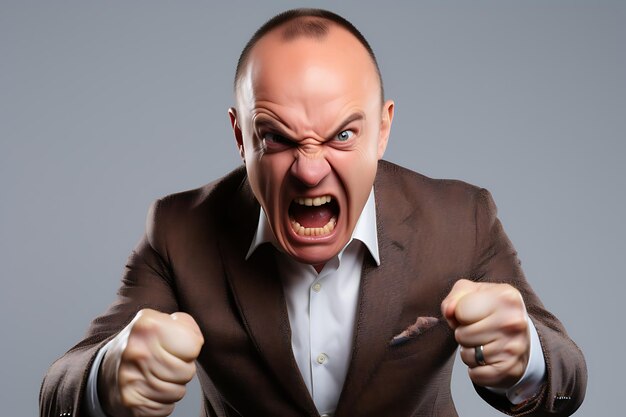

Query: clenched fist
98;309;204;417
441;279;530;389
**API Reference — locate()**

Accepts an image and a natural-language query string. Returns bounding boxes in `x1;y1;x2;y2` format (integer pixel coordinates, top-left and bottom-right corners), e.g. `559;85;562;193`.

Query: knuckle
512;315;528;333
469;367;499;387
499;285;523;305
146;375;186;403
504;339;527;357
119;389;139;409
132;314;159;335
452;278;471;291
453;328;464;344
118;366;144;390
467;367;484;384
144;369;164;390
173;385;187;402
460;352;474;367
498;359;525;384
186;362;198;380
176;362;196;383
117;367;133;385
122;340;151;363
135;308;161;324
501;312;528;334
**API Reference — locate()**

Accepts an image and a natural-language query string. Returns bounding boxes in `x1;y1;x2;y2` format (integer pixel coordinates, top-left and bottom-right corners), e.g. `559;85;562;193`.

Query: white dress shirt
85;188;545;416
246;189;380;415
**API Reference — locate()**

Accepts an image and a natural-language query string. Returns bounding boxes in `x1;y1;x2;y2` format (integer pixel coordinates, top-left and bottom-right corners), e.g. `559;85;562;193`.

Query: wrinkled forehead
236;24;381;112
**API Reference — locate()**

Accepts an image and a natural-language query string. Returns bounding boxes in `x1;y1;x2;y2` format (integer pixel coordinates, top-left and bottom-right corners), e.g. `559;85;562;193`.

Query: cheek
329;150;378;203
255;155;292;198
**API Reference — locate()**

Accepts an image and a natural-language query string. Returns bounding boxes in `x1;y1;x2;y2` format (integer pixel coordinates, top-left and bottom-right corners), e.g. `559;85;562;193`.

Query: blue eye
336;130;354;142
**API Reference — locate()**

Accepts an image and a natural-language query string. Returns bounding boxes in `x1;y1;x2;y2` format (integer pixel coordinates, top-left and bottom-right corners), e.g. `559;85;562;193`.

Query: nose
289;153;331;188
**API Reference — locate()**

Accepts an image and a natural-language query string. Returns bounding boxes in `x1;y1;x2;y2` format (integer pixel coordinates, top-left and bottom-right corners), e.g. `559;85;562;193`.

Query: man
40;8;586;417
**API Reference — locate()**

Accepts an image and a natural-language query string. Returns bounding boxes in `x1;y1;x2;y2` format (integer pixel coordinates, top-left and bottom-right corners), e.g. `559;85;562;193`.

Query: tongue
290;204;334;228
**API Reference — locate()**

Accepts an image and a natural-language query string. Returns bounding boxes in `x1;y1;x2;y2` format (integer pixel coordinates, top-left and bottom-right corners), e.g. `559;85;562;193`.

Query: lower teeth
291;217;337;236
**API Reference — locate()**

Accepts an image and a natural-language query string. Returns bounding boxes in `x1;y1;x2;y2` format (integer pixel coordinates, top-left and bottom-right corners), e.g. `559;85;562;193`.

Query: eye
263;132;290;145
335;130;354;142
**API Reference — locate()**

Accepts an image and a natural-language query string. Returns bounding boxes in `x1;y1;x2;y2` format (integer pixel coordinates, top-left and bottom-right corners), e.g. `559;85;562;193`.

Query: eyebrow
337;112;366;130
253;111;366;138
253;118;288;133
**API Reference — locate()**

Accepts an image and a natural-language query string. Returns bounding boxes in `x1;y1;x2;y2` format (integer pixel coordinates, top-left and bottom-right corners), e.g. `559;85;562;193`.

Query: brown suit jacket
40;160;586;417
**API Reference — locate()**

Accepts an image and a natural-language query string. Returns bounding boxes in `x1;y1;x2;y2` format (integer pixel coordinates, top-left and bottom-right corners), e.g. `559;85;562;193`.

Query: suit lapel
219;176;318;416
335;163;416;416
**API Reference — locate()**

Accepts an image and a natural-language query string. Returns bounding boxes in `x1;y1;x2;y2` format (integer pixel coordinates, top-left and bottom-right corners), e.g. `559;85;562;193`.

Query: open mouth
288;195;339;237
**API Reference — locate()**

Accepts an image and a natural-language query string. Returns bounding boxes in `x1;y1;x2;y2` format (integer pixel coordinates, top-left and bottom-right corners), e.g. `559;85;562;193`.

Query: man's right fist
98;309;204;417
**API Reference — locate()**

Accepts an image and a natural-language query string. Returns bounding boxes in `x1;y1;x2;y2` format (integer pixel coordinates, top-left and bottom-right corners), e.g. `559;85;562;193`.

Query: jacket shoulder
153;165;248;213
376;160;486;211
145;165;251;253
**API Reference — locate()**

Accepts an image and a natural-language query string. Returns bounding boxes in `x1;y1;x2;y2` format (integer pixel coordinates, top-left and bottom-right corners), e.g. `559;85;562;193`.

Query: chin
285;241;345;266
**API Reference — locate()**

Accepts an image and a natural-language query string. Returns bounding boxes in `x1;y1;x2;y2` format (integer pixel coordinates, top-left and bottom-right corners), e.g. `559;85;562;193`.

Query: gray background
1;1;623;416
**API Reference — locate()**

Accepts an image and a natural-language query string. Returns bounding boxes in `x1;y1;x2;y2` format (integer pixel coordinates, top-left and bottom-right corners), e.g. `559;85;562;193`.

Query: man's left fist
441;279;530;389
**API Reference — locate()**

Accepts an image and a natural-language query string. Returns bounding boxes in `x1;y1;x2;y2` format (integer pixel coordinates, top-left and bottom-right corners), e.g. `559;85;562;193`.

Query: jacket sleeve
471;188;587;416
39;199;179;417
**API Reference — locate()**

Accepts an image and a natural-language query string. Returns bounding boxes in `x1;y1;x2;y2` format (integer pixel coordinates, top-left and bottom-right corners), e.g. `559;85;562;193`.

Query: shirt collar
246;188;380;266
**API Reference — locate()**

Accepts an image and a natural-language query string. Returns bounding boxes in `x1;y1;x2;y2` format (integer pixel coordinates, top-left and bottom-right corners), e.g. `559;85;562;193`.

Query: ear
377;99;394;159
228;107;245;163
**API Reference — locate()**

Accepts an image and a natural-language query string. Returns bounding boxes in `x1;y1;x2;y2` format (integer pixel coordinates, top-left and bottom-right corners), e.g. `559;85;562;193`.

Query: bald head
234;8;384;103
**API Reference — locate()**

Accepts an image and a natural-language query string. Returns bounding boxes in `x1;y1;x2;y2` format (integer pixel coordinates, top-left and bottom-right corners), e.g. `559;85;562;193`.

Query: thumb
157;312;204;362
171;312;203;339
441;279;477;329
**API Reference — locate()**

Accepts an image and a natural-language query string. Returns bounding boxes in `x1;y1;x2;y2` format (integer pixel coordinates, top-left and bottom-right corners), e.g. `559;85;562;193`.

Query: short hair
234;8;384;102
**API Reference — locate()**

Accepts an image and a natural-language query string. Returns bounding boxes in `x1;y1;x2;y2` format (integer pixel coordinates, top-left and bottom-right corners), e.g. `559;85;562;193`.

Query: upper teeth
294;195;332;207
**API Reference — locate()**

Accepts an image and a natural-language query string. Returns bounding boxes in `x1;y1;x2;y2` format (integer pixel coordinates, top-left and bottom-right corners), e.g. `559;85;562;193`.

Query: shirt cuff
486;314;546;404
83;340;115;417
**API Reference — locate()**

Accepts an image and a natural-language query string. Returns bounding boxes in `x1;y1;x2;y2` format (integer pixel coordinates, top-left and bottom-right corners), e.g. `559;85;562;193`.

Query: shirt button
312;283;322;292
316;353;328;364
